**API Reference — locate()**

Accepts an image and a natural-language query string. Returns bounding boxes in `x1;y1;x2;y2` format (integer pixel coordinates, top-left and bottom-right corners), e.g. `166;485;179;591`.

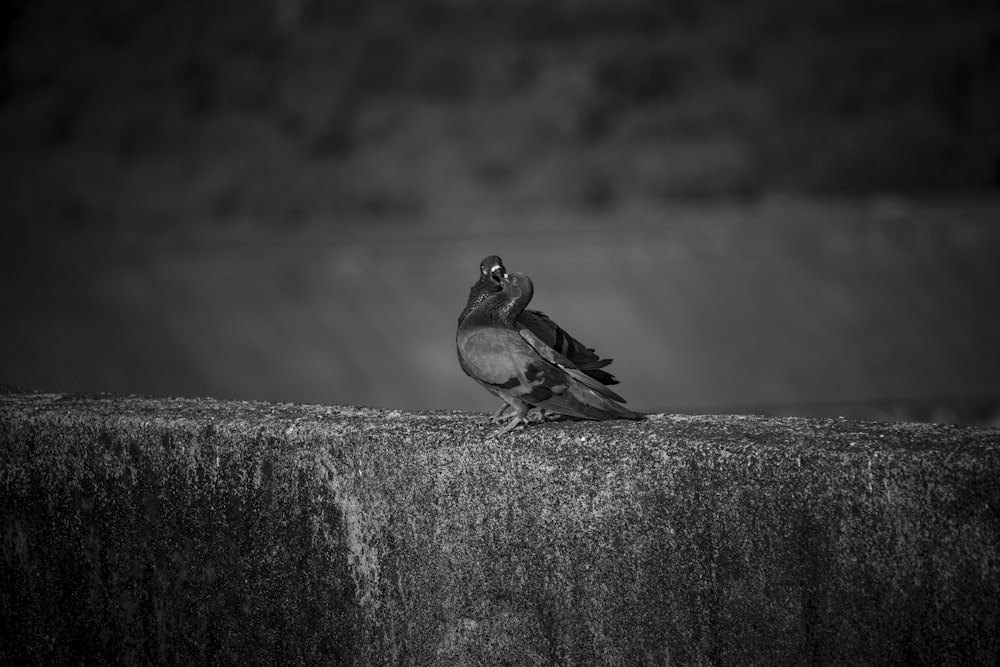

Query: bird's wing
516;326;641;420
519;309;618;384
517;327;628;404
459;325;641;421
458;326;571;406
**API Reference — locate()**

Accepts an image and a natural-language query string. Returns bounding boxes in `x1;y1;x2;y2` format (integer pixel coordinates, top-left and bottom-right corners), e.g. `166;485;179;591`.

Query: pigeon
458;256;619;423
457;269;642;436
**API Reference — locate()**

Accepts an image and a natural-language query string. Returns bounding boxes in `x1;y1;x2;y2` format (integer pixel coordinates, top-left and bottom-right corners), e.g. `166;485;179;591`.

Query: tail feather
534;368;642;421
564;366;628;403
537;383;642;421
578;367;618;386
578;358;613;370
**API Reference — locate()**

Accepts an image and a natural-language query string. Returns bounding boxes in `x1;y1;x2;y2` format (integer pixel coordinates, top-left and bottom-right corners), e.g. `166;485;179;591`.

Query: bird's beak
489;264;506;284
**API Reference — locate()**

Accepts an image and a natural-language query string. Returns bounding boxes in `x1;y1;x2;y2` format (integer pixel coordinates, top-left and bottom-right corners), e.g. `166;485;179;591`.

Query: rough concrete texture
1;387;999;664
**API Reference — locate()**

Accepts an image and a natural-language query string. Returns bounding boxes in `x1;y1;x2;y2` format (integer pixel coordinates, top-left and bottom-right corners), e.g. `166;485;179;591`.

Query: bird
458;255;619;422
457;267;642;436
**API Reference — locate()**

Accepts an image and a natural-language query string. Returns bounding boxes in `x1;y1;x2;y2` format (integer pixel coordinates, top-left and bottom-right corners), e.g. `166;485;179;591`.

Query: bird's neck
497;289;531;326
463;290;525;329
459;277;500;325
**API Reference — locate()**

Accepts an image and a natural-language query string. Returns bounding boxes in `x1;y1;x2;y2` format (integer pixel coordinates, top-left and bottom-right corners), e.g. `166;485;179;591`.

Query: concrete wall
2;387;999;664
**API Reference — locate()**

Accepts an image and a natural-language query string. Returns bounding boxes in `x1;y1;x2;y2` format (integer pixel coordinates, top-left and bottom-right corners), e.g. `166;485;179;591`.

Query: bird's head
492;271;534;325
459;255;510;326
479;255;507;290
502;271;534;305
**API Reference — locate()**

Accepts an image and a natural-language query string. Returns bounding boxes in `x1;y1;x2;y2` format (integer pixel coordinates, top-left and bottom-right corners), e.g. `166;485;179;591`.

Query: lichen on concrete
1;388;999;663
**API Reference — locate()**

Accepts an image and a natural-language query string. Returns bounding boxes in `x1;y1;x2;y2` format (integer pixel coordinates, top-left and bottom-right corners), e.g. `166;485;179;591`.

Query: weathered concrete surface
2;387;999;664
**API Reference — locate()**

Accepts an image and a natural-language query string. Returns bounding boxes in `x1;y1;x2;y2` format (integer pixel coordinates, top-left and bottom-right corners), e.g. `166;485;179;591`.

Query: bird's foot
490;414;527;438
489;404;511;423
526;409;550;423
528;409;564;422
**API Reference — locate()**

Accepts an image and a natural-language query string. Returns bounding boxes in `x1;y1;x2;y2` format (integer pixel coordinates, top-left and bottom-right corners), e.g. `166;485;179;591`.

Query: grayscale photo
2;0;998;663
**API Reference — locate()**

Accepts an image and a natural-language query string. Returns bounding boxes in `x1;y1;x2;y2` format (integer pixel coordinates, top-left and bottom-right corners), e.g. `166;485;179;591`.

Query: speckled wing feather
514;327;639;420
516;328;627;403
458;313;639;423
458;326;571;409
517;309;618;385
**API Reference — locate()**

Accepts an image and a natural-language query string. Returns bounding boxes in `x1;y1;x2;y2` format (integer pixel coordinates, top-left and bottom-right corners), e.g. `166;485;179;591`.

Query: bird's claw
489;415;527;438
487;407;550;429
488;404;512;423
528;409;559;423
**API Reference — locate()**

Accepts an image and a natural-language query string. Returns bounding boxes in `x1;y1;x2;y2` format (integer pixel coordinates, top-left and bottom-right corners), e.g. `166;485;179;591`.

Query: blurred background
2;0;999;424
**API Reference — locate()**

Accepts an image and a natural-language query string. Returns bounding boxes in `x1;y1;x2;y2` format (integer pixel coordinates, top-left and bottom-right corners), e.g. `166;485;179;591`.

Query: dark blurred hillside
1;0;997;232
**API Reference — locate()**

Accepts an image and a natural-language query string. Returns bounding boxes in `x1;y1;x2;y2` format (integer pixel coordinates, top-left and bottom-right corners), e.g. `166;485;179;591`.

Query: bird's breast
457;328;525;385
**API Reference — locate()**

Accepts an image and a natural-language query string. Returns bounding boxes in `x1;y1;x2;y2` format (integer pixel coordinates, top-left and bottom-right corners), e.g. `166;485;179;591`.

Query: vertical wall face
0;397;360;664
2;390;1000;664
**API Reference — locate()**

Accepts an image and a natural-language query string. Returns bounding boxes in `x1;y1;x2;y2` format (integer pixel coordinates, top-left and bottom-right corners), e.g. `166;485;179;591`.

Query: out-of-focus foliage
1;0;996;232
